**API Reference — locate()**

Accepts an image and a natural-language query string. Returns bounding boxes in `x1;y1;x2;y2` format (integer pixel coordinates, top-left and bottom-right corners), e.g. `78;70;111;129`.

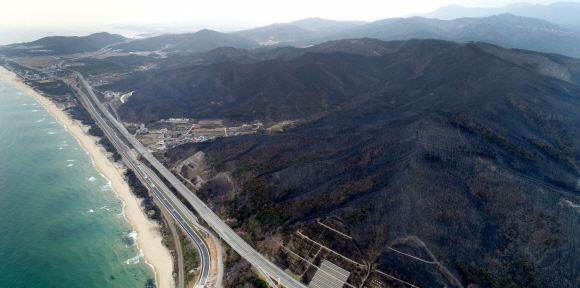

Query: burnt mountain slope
138;39;580;287
158;38;398;69
108;38;413;123
108;38;580;125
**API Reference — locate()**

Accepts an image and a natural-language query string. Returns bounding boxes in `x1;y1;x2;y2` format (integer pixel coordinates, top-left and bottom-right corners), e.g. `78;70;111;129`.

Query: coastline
0;67;175;288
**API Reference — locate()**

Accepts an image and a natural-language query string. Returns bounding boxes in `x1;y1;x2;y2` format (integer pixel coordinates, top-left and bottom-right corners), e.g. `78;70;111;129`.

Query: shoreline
0;67;175;288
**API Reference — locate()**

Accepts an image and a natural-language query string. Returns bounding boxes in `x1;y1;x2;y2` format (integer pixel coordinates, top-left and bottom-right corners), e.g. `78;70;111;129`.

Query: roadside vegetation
169;225;198;285
87;125;122;161
221;242;263;288
124;169;161;219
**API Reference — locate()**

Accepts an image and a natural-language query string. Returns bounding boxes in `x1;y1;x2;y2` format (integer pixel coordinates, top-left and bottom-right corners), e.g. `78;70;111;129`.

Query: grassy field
20;57;58;67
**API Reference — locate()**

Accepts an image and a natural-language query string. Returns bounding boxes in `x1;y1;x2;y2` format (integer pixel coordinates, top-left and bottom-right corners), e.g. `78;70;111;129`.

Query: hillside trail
388;236;463;288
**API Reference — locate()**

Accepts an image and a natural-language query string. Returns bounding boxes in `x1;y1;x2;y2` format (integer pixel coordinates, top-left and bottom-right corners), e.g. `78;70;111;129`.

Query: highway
9;47;217;287
69;62;309;288
139;164;224;288
137;166;211;286
73;78;212;286
48;62;213;287
156;197;185;288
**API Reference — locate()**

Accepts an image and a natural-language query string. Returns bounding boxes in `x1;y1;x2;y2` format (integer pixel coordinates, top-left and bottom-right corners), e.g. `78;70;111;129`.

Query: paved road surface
49;63;213;287
139;164;224;288
139;168;211;285
153;193;185;288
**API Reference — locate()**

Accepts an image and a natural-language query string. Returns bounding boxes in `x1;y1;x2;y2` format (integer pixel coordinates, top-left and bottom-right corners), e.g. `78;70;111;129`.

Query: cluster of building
40;65;59;71
86;77;111;87
136;122;221;151
16;70;46;81
4;63;55;81
134;119;263;152
63;62;85;67
154;133;217;150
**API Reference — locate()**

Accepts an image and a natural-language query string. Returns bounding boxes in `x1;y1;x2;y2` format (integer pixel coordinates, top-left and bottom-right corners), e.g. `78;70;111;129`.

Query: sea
0;80;156;287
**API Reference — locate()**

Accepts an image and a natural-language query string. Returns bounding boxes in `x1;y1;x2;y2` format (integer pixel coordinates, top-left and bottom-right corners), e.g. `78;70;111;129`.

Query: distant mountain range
318;14;580;58
116;18;369;52
419;1;580;25
236;13;580;58
232;17;368;45
290;17;368;33
233;24;317;46
110;14;580;59
0;32;126;56
3;12;580;59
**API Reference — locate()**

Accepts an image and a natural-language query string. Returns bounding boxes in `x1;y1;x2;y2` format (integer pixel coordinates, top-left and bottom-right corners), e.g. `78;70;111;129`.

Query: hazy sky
1;0;578;29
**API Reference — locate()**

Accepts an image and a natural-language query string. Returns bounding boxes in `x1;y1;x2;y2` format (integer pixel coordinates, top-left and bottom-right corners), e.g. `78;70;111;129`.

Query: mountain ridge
0;32;126;56
420;1;580;25
311;14;580;58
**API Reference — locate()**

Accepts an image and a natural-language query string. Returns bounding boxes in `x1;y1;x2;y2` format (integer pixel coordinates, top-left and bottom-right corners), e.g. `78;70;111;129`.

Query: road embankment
0;66;175;288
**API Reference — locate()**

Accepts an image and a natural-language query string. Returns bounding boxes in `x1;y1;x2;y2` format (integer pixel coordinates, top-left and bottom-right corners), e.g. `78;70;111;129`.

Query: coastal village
4;57;265;155
4;47;161;88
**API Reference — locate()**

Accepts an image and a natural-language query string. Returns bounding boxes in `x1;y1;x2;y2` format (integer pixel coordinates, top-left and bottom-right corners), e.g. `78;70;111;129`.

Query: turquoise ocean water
0;79;155;287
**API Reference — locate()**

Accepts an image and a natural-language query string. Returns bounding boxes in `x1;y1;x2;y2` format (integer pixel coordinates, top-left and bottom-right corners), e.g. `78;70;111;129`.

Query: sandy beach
0;66;175;288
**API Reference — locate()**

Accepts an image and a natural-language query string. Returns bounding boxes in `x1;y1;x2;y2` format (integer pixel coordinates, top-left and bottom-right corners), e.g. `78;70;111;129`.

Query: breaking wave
126;255;140;265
